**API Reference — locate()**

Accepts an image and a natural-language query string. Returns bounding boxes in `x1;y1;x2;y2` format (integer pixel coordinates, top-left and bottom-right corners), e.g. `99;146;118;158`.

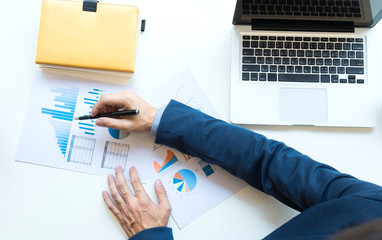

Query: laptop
230;0;382;127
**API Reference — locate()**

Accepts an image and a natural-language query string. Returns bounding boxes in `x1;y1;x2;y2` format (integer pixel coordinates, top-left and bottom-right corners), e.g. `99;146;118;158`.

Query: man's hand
91;90;157;132
103;166;172;238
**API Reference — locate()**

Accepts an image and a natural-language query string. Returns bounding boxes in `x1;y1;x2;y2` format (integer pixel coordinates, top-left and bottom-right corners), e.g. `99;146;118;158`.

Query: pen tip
73;117;79;120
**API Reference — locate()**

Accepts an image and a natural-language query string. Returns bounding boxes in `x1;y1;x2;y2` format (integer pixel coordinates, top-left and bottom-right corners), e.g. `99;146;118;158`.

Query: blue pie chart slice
108;128;130;140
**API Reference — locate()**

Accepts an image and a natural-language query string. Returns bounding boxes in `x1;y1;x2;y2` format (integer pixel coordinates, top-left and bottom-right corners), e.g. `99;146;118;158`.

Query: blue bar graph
79;89;104;135
41;87;79;156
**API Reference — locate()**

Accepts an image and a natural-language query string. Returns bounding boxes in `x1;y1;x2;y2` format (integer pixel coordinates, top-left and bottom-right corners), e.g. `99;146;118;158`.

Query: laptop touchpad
279;88;328;123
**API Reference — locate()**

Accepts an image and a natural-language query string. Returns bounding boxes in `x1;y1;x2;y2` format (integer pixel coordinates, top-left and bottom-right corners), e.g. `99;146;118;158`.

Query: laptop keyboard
241;35;366;84
242;0;362;18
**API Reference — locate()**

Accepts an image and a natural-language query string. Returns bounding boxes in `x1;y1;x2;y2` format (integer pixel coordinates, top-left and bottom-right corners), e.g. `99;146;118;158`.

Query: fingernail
95;119;103;126
156;179;163;187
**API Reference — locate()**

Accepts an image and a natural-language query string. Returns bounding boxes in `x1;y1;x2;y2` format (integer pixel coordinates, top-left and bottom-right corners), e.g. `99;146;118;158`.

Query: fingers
91;93;129;116
129;167;149;199
107;174;128;208
102;191;123;219
95;117;132;131
155;179;172;212
115;166;134;201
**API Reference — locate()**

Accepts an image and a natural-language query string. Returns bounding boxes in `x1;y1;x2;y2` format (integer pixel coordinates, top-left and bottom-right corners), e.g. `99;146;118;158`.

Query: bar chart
154;150;179;174
79;89;104;136
41;87;79;156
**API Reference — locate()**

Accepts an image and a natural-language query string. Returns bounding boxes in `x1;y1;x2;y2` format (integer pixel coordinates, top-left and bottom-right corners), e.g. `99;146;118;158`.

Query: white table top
1;0;381;239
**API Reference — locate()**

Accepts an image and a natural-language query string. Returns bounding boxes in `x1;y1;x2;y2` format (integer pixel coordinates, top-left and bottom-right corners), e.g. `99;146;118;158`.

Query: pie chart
108;128;130;140
173;169;197;193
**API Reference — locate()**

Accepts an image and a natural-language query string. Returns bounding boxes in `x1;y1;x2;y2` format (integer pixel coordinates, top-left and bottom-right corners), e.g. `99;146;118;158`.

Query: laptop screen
233;0;382;28
370;0;382;27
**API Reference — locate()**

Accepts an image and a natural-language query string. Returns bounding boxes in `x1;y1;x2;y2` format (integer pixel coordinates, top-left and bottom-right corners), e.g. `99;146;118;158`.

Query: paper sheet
16;70;246;228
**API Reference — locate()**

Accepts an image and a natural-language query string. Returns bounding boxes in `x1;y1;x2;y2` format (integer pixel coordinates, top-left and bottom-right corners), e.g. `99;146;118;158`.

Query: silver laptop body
230;0;382;127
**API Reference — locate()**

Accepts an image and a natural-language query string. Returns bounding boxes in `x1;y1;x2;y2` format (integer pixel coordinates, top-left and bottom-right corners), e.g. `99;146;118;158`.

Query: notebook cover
36;0;139;73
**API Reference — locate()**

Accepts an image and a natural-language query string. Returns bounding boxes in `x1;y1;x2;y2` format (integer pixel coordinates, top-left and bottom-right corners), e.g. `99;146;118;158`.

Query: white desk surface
1;0;382;239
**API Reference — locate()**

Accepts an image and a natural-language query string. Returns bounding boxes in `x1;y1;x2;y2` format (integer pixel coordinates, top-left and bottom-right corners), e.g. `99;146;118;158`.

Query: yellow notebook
36;0;139;76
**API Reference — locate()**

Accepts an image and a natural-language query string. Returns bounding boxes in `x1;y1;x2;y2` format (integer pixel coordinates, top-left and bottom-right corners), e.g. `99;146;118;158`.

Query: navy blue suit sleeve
156;100;382;212
129;227;173;240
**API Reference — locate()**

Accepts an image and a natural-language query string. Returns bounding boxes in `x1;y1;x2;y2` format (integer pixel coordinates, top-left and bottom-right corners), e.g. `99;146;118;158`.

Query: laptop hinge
252;19;354;33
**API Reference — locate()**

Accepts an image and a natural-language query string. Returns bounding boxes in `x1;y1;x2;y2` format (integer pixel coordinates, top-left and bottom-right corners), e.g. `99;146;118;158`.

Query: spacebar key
278;74;320;83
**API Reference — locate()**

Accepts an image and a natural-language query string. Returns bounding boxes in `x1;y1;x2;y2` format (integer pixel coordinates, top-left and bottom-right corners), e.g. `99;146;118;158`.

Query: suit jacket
130;100;382;240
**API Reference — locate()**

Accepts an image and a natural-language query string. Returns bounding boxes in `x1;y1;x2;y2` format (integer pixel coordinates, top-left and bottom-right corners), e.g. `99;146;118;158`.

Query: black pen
74;109;140;120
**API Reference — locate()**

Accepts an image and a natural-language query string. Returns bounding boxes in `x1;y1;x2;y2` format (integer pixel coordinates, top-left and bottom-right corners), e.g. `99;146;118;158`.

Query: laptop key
312;66;320;73
243;49;254;55
333;59;340;66
343;43;351;50
352;43;363;50
278;74;319;83
297;50;305;57
257;57;265;64
320;66;328;73
251;41;259;48
331;75;339;83
268;73;277;81
350;59;364;66
276;42;284;48
261;65;269;72
259;73;267;81
255;49;263;56
346;67;364;74
251;73;258;81
243;41;250;48
278;66;286;72
339;51;347;58
243;57;256;63
357;79;365;84
348;75;356;82
321;75;330;83
243;65;260;72
348;51;355;58
356;51;364;58
270;65;278;72
242;73;250;81
272;50;280;56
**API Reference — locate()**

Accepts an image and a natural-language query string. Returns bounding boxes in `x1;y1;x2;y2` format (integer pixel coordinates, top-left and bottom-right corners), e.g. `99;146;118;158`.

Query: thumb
155;179;171;210
95;117;129;131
